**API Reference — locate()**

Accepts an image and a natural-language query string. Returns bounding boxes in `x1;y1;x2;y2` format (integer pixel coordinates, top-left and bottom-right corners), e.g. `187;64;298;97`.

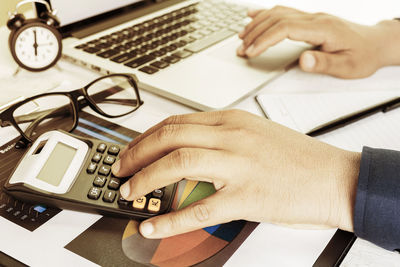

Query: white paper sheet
256;91;400;134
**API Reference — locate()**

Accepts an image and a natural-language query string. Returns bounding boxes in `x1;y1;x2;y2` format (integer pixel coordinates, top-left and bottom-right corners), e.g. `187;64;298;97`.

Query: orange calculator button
132;196;146;210
148;198;161;213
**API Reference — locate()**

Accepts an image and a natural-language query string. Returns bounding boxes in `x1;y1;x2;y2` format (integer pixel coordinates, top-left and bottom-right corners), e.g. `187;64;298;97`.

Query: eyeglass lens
86;75;139;117
12;94;75;141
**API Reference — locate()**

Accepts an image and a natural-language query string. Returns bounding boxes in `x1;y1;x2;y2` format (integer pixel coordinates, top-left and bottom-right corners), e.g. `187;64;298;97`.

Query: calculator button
92;153;102;163
133;196;146;210
148;198;161;213
97;143;107;153
108;145;120;155
103;155;116;165
108;177;121;190
118;197;130;207
93;175;107;187
87;162;98;174
88;187;102;200
103;190;116;203
152;189;164;198
13;210;21;217
98;165;111;176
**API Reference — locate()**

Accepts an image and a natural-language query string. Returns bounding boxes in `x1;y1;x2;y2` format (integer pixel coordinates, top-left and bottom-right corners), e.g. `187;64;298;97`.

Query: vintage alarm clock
7;0;62;72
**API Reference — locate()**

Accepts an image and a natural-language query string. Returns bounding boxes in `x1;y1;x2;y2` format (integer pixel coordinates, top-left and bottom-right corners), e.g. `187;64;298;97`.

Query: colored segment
179;182;216;209
151;228;211;264
171;181;181;210
177;180;198;209
203;224;220;235
153;234;229;267
212;220;246;242
122;220;139;240
122;221;161;264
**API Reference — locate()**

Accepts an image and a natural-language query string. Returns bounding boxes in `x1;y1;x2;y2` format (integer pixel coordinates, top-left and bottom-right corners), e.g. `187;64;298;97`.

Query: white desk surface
1;0;400;266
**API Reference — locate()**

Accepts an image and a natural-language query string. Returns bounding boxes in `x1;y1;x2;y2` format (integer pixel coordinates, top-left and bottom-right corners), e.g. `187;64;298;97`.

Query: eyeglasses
0;73;142;148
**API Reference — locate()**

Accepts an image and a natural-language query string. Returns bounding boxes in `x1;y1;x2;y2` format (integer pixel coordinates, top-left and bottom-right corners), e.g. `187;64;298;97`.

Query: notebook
256;91;400;134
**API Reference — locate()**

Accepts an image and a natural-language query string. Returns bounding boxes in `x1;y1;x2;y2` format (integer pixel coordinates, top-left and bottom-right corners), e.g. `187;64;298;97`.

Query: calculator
3;130;177;220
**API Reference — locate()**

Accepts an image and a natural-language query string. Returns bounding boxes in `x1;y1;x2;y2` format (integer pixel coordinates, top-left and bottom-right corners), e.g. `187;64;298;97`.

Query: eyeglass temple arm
90;98;142;107
13;105;69;125
24;106;69;138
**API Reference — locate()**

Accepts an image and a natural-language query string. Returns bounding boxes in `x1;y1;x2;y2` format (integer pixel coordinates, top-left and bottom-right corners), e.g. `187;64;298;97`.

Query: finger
139;191;240;239
247;9;263;18
119;148;235;200
239;6;300;39
241;16;280;48
239;10;270;39
299;50;356;78
244;21;326;57
242;14;312;49
113;124;222;177
120;111;226;155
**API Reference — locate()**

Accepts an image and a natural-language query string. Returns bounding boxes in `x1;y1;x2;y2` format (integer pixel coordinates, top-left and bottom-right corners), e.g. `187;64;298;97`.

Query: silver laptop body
39;0;309;110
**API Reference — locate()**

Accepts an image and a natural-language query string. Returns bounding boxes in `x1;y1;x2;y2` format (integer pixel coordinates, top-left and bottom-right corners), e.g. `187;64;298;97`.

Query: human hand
237;6;400;78
112;110;360;239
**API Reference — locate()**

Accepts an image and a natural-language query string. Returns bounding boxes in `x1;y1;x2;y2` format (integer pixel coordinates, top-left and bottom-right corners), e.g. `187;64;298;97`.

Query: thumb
139;193;236;239
299;51;354;78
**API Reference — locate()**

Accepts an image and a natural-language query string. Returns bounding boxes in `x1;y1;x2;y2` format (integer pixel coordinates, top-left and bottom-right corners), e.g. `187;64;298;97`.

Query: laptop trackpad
206;37;310;71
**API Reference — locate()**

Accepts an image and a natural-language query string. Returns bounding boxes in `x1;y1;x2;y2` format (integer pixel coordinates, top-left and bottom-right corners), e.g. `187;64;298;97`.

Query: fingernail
237;44;245;55
302;53;316;70
112;160;121;175
140;221;154;237
238;30;245;38
245;44;255;56
120;182;130;199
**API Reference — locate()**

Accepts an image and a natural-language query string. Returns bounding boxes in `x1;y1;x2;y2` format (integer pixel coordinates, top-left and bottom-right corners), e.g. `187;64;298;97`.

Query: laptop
36;0;309;110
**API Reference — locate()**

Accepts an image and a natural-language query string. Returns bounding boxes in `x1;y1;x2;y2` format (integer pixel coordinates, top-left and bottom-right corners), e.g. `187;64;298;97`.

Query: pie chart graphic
121;181;247;266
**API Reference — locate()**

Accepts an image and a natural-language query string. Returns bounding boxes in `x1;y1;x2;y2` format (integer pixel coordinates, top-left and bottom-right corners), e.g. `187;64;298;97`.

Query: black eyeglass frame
0;73;143;146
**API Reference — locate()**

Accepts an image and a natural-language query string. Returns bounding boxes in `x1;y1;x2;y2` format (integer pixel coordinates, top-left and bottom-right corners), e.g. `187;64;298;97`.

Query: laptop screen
50;0;144;27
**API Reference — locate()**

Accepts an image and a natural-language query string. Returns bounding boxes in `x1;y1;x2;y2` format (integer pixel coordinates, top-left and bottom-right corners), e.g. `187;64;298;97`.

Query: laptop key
172;50;192;59
150;49;167;58
229;24;245;33
165;44;178;52
150;61;169;69
83;47;101;54
180;36;196;43
185;26;196;33
97;49;120;58
162;56;180;64
185;29;235;53
124;55;155;68
173;40;187;48
111;52;135;63
139;66;159;74
75;44;87;49
189;32;204;40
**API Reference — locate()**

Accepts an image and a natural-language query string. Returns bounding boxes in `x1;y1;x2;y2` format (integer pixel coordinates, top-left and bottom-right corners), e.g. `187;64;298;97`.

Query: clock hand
33;30;38;56
37;42;53;46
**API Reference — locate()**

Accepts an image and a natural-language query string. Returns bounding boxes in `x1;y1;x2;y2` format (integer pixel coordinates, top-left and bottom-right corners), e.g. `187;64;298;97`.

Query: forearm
375;19;400;67
334;150;361;233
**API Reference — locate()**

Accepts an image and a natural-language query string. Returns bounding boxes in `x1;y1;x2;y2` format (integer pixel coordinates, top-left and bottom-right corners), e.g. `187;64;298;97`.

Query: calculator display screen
37;142;77;186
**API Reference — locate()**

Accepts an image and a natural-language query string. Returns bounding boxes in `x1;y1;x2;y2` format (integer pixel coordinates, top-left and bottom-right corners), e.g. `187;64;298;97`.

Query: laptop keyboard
74;0;248;74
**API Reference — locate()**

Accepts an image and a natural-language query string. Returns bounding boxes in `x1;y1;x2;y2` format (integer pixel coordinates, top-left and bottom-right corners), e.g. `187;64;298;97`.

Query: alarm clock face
11;22;62;71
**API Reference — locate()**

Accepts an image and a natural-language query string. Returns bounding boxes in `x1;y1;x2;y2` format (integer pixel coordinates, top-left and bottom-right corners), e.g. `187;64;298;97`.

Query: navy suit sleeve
354;146;400;251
